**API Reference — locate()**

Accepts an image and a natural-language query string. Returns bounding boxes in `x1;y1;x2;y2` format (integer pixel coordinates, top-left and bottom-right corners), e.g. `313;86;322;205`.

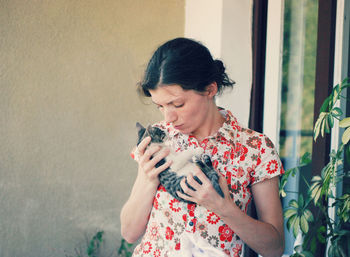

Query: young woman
120;38;285;257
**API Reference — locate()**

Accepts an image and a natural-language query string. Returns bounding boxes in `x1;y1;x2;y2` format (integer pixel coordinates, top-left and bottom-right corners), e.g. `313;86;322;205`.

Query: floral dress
131;108;284;257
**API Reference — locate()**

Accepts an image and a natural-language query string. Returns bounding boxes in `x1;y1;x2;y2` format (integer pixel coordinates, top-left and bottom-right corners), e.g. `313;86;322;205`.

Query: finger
149;147;170;167
193;165;211;185
137;136;151;155
180;177;196;197
153;159;173;176
141;144;161;163
176;191;196;203
195;160;211;176
218;173;231;198
186;173;202;190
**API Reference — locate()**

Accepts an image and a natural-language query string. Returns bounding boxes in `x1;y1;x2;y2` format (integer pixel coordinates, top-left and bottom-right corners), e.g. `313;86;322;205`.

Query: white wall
185;0;253;127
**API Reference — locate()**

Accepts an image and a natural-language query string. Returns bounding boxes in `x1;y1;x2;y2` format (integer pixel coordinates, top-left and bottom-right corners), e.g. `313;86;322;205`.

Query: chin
177;127;191;135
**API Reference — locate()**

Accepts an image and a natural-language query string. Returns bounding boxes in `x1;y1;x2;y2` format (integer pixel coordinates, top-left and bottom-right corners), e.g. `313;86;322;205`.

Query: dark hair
139;37;235;97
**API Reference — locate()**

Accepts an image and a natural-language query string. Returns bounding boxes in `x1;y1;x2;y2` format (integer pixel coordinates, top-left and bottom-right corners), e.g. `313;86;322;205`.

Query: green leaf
304;209;314;222
324;114;331;133
314;112;327;140
339;117;350;128
331;107;343;117
301;251;314;257
332;84;340;105
320;95;332;112
341;127;350;144
314;118;321;141
292;217;301;238
310;181;322;205
321;115;326;137
300;152;312;165
317;226;327;244
284;209;297;219
287;214;296;231
289;199;299;209
345;143;350;162
328;114;335;129
298;194;305;207
300;215;309;234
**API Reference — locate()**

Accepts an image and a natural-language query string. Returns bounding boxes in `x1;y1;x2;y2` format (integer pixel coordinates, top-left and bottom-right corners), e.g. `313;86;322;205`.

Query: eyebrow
151;98;182;106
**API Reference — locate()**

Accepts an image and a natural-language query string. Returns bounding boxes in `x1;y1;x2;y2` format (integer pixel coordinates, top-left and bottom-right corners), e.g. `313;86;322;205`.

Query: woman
120;38;284;257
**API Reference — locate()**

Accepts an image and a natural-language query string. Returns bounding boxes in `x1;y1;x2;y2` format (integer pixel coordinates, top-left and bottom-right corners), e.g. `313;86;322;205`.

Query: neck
192;105;225;142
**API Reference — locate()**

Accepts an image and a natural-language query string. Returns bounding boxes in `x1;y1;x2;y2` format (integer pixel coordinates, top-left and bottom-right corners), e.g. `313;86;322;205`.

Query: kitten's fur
136;122;224;203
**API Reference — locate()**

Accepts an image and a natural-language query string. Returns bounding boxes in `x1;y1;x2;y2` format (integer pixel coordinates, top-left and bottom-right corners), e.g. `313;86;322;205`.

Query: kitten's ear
146;125;153;133
136;122;146;142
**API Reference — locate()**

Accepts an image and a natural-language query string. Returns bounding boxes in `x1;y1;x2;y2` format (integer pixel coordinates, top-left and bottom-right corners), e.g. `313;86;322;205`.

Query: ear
205;82;218;98
136;122;146;142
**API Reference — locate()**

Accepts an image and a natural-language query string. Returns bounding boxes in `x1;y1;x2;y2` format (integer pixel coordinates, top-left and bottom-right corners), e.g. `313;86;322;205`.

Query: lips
174;124;183;130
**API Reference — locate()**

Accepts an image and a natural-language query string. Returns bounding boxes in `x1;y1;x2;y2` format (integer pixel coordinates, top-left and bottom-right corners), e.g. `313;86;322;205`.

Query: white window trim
263;0;285;150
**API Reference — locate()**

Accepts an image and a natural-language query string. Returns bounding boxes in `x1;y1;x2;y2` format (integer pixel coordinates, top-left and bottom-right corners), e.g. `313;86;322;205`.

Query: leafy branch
281;78;350;257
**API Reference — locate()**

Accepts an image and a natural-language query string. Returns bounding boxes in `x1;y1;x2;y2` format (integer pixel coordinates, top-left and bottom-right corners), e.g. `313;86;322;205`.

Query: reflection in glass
279;0;318;254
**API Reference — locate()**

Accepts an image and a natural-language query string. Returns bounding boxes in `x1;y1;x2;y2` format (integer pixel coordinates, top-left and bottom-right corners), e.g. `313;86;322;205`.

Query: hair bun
214;59;225;73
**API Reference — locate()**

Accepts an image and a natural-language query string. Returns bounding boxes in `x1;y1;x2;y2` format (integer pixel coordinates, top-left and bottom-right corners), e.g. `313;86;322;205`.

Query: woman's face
149;84;213;136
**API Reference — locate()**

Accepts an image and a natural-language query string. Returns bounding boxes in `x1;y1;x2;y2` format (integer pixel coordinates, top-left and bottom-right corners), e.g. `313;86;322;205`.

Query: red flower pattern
165;226;174;240
218;224;234;242
153;249;161;257
130;108;284;257
169;199;181;212
207;212;220;225
153;198;158;210
267;160;279;174
187;203;196;217
246;136;262;149
233;244;242;257
143;242;152;254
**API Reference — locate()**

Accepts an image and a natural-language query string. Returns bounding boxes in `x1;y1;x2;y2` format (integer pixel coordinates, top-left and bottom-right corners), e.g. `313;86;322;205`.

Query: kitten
135;122;224;203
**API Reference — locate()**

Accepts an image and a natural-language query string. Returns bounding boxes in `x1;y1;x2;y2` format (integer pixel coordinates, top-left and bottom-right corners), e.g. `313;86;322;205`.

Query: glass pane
279;0;318;254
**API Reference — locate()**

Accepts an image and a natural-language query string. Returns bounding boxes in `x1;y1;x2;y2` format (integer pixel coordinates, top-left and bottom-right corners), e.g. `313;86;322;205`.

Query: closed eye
174;103;184;108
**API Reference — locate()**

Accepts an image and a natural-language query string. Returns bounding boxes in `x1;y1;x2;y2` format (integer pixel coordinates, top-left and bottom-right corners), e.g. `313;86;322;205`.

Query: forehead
149;84;188;104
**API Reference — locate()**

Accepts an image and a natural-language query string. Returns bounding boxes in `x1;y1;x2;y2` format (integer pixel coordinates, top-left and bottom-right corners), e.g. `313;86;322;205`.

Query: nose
164;108;177;123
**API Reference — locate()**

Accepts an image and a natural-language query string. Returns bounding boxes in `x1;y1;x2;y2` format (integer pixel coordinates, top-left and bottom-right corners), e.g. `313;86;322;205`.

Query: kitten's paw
191;155;201;163
193;147;204;156
201;154;213;167
213;181;225;198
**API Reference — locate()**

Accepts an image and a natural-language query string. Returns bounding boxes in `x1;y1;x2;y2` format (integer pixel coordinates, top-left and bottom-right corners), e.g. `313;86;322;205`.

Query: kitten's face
136;122;167;145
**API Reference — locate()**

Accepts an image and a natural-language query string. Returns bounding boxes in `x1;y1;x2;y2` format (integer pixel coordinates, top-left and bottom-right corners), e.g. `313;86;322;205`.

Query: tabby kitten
136;122;224;203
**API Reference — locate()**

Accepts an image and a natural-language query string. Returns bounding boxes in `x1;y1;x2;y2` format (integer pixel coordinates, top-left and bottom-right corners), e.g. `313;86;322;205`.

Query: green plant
87;231;104;257
281;78;350;257
117;239;134;257
63;231;134;257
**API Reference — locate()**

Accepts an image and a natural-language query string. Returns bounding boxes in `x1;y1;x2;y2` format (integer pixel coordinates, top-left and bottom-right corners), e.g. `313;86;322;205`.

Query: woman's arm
178;170;284;257
120;137;172;243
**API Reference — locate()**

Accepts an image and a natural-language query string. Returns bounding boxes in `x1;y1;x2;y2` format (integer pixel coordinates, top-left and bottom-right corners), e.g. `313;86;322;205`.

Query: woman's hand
121;137;172;243
176;166;234;214
136;136;172;188
177;167;284;257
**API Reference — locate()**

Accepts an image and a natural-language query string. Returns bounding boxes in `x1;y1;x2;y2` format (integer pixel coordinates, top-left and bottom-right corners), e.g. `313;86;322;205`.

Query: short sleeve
130;146;139;162
250;135;284;185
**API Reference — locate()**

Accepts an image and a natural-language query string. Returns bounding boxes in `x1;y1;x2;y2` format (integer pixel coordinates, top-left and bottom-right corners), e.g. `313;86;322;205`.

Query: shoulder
239;127;276;150
221;108;276;150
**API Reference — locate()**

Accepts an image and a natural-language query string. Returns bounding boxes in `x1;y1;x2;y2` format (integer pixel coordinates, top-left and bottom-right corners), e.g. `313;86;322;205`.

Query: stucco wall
0;0;184;256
